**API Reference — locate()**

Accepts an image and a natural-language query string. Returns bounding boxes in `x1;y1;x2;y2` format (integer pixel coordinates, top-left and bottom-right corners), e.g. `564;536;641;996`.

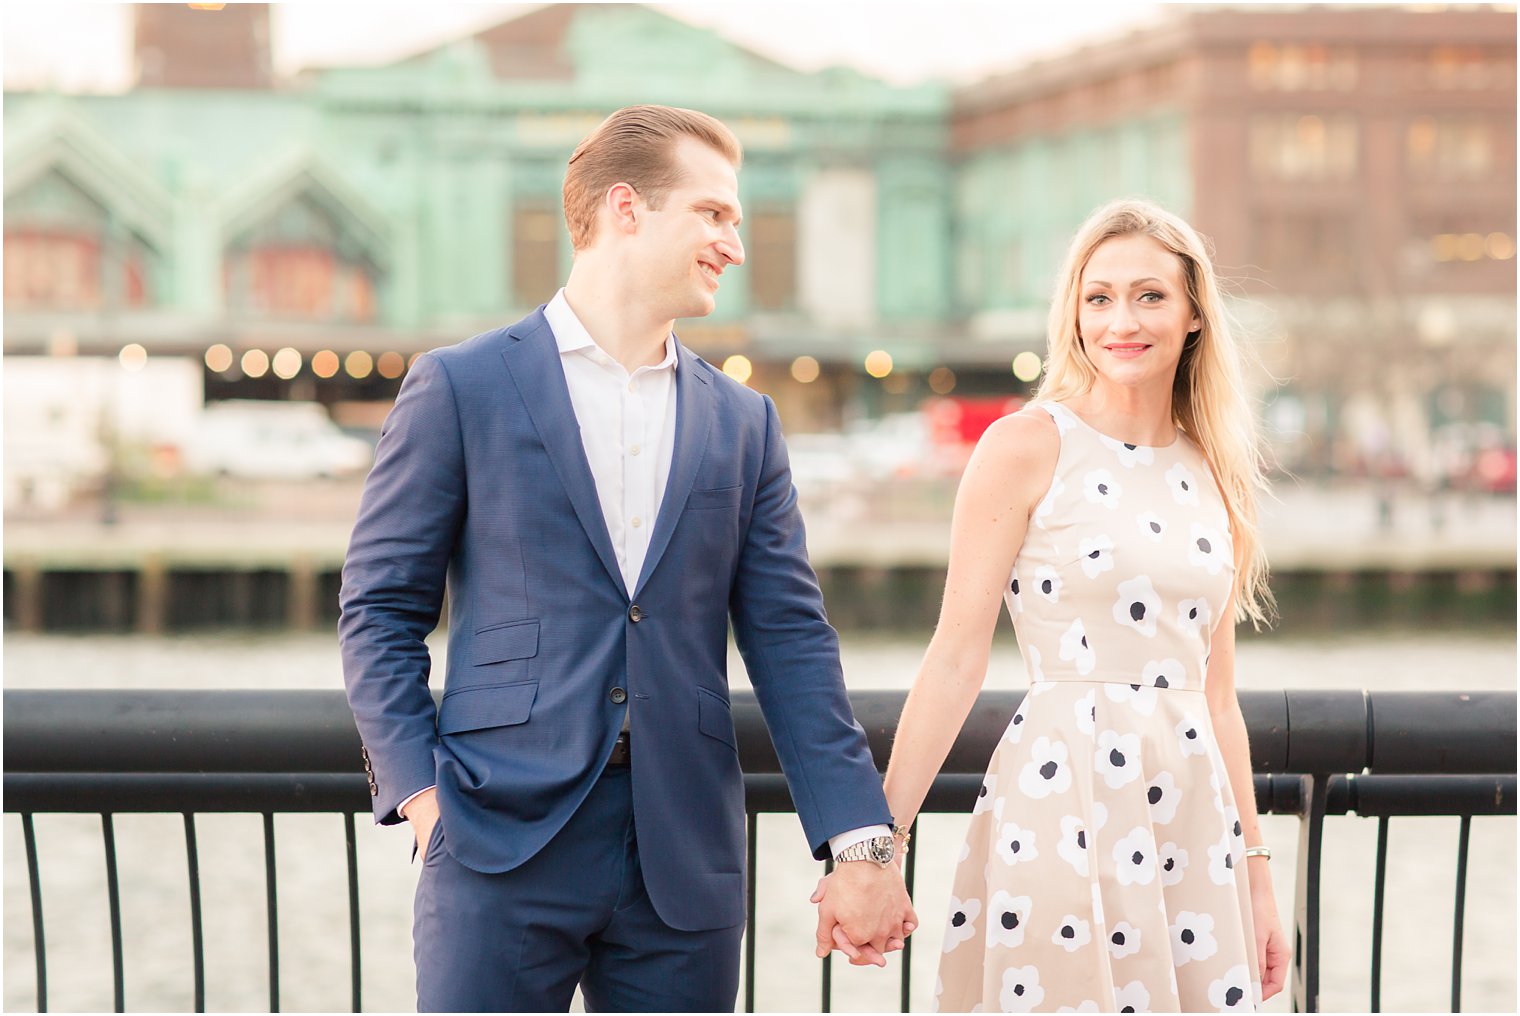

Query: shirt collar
544;289;678;372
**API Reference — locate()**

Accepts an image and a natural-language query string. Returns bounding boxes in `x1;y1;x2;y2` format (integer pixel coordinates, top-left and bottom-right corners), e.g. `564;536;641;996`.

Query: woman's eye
1140;291;1163;302
1086;294;1109;305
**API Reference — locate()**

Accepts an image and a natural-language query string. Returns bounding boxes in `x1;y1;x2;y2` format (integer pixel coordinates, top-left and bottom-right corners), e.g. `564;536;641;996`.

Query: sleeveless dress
934;402;1261;1013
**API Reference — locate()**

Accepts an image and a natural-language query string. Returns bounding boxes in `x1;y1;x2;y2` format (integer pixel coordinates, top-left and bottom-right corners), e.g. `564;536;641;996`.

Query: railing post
1291;773;1329;1013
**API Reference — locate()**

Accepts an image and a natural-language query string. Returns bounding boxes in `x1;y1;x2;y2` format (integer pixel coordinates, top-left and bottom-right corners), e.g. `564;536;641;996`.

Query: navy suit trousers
413;767;744;1012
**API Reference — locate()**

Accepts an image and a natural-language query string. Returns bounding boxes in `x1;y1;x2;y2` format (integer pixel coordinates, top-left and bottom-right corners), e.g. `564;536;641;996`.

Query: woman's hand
1251;873;1289;1001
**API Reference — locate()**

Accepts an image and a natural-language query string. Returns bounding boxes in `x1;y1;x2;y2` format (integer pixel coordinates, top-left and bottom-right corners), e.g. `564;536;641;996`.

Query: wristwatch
833;834;896;868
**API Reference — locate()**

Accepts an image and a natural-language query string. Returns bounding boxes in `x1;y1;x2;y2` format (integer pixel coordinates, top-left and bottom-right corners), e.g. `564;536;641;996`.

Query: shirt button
627;382;636;393
631;516;642;529
629;605;644;622
610;687;628;705
629;444;641;456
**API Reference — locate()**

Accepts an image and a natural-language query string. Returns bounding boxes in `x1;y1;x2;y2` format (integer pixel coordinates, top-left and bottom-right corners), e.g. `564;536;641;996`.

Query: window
4;230;102;309
1247;42;1357;91
512;200;562;308
1253;211;1356;282
1429;46;1504;90
1249;114;1358;181
224;195;380;321
746;207;796;312
1407;117;1496;182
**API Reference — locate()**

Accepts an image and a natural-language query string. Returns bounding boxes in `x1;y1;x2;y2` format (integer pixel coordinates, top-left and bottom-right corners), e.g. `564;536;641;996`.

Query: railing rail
5;688;1515;1013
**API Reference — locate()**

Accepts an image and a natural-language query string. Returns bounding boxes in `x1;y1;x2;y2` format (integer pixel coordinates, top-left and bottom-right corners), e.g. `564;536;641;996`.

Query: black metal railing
4;688;1515;1013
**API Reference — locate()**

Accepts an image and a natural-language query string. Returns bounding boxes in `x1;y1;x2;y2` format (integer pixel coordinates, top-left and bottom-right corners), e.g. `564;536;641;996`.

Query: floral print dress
935;402;1261;1013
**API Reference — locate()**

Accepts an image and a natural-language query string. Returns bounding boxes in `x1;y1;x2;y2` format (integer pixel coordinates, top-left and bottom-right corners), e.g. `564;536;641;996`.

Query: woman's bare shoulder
976;404;1061;465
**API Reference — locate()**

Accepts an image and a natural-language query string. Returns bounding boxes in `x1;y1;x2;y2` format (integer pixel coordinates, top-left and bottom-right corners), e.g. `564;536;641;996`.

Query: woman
882;200;1289;1012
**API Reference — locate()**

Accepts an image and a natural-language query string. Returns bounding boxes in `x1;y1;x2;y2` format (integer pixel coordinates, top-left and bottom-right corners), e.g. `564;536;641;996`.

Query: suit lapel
634;340;714;598
499;312;625;596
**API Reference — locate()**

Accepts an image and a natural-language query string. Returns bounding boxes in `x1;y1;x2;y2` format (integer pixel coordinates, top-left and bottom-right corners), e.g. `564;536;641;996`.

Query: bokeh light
272;347;303;380
864;350;893;378
928;366;957;395
1012;351;1043;382
312;350;340;378
790;355;820;383
722;354;753;384
345;351;374;379
241;349;270;378
118;343;147;371
204;344;234;373
377;351;407;379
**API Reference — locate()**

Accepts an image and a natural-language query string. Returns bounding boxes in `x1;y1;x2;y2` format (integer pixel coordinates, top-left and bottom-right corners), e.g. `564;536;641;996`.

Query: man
339;105;914;1012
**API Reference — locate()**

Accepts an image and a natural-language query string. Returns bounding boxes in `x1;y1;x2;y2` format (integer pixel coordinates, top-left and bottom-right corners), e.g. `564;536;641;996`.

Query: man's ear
605;182;640;236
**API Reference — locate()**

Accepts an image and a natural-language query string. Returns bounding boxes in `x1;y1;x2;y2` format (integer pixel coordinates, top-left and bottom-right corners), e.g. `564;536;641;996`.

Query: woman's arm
1205;587;1290;1001
882;409;1060;830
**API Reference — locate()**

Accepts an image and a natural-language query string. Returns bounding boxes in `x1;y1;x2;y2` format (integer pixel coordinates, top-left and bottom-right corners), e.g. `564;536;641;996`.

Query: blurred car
182;401;373;480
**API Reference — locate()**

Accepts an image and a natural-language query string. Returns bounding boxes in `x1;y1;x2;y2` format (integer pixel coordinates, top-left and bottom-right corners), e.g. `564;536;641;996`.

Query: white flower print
957;839;970;863
1136;511;1167;542
1059;618;1096;675
1073;688;1096;736
1209;766;1226;814
1208;830;1238;886
1034;565;1063;603
973;773;997;815
1166;461;1200;506
1141;657;1183;690
1189;523;1229;576
1057;1004;1100;1014
1099;433;1156;468
1157;841;1189;886
1209;964;1255;1012
995;820;1040;867
1025;643;1046;682
1033;476;1065;529
1089;881;1106;927
942;896;981;952
1045;403;1076;436
1113;575;1160;637
1176;713;1208;757
1113;980;1151;1013
1095;729;1144;789
1103;680;1159;717
1051;914;1092;952
1107;920;1142;959
1078;534;1116;578
1018;737;1072;798
1112;825;1158;887
1146;770;1182;825
1005;707;1026;745
1007;572;1024;615
999;965;1046;1013
1177;597;1211;637
1169;910;1219;965
1091;801;1108;831
986;890;1032;948
1083;468;1122;509
1057;815;1089;876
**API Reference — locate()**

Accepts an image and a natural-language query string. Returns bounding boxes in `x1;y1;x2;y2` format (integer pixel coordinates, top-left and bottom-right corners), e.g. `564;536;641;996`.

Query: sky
1;0;1168;93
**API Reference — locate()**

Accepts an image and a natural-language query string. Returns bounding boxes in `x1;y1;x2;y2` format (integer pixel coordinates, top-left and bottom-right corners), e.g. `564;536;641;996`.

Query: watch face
869;837;894;864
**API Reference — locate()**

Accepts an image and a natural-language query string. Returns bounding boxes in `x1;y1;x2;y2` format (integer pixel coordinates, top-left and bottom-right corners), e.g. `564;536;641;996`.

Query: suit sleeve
338;352;466;824
727;395;894;858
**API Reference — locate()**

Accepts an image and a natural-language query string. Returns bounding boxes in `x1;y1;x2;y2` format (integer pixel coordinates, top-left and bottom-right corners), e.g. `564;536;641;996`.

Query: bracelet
1243;845;1271;861
892;823;912;849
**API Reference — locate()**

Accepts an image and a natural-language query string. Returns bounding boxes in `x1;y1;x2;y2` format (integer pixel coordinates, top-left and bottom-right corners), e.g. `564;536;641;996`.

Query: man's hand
402;787;440;859
810;862;917;967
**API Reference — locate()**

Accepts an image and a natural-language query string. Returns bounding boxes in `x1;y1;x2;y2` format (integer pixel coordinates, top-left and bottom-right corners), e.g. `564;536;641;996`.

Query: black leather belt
605;731;631;768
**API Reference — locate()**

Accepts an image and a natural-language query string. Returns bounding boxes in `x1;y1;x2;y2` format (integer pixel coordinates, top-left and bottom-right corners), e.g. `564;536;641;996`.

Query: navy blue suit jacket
338;309;892;932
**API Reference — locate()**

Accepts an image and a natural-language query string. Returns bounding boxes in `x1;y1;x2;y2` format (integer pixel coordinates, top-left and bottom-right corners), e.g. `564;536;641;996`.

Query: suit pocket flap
473;620;540;666
686;484;743;511
696;686;736;750
437;682;537;735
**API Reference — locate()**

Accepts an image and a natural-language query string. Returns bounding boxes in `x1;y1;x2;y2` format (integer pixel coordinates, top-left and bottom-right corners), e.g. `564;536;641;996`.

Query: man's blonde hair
563;105;742;251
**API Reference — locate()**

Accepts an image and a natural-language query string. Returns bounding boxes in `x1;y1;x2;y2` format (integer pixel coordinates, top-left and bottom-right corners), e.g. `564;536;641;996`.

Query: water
4;629;1514;1013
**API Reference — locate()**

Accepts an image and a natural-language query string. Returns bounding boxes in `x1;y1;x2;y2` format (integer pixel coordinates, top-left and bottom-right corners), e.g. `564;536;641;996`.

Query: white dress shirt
404;291;887;856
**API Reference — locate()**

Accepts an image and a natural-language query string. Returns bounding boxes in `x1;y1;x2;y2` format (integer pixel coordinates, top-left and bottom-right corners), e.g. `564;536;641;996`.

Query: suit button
610;687;627;705
368;781;378;796
628;605;643;622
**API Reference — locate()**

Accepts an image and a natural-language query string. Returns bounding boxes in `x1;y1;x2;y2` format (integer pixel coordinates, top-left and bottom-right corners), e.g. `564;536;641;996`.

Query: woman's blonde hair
1034;198;1274;627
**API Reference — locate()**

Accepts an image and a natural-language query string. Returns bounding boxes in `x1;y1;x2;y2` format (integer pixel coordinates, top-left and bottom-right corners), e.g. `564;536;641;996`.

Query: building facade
3;3;1514;470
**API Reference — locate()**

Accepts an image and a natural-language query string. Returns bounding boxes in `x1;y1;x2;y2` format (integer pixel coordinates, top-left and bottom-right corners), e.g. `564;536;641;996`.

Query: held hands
810;861;917;968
